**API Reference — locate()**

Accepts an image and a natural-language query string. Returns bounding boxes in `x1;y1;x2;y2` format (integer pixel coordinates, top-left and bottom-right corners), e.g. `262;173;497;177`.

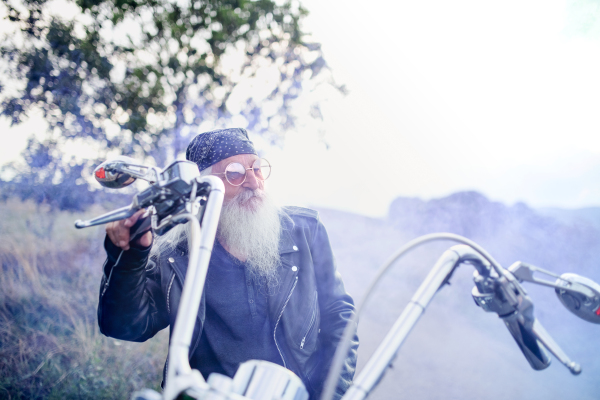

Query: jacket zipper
300;291;318;349
273;275;298;368
166;273;176;314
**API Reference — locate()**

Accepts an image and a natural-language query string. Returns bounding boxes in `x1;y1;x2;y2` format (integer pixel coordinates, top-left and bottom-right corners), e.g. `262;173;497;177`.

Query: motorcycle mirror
555;273;600;324
94;156;139;189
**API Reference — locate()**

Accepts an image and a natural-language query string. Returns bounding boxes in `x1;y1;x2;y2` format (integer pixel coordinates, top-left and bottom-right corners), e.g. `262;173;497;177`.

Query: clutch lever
75;202;153;245
74;205;137;229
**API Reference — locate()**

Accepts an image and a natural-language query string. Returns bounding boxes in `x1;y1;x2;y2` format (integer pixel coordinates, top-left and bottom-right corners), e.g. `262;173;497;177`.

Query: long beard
217;188;281;291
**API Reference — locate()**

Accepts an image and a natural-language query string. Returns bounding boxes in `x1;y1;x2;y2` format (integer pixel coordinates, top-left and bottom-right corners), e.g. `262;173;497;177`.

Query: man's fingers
119;219;131;250
106;219;131;250
106;222;118;246
106;209;150;250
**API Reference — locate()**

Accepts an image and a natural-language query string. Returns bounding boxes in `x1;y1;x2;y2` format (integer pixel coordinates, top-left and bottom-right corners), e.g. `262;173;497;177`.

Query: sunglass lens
253;158;271;181
225;163;246;185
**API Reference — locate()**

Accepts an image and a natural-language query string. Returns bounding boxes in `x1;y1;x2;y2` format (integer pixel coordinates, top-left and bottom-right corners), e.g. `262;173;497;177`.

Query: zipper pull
300;337;306;349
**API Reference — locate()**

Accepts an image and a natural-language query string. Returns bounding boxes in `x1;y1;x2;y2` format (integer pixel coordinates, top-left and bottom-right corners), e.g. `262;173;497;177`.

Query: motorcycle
75;158;600;400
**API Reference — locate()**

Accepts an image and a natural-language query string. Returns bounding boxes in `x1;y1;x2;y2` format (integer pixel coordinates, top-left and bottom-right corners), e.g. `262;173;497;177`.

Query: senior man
98;128;358;400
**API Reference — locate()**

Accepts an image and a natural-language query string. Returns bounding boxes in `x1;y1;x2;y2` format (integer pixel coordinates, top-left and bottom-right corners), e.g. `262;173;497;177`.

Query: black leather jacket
98;206;358;400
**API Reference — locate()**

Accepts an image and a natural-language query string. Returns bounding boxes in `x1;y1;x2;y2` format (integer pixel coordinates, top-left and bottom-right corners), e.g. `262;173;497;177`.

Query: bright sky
1;0;600;216
268;0;600;216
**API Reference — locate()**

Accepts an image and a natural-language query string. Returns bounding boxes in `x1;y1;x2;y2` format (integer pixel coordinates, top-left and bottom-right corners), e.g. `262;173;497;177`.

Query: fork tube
166;176;224;382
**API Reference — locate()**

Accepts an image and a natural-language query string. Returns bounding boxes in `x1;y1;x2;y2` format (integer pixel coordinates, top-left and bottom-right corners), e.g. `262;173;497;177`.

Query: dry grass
0;200;169;399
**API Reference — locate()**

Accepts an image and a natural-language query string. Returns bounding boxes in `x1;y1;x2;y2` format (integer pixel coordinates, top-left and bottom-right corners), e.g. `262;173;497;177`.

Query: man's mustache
235;189;265;203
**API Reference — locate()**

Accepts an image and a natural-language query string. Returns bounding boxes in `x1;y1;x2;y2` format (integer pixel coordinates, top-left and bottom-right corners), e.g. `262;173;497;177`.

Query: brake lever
531;319;581;375
473;267;582;374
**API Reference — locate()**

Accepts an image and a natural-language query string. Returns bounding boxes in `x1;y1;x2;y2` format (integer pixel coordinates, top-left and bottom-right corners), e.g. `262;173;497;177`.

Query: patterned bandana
186;128;257;172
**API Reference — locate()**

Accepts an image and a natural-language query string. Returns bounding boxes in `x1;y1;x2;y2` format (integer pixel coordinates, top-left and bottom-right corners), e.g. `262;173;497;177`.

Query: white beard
217;188;282;291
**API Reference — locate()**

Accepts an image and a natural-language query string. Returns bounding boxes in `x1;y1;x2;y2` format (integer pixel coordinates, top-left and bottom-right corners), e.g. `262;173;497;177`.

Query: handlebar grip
502;313;551;370
130;216;152;243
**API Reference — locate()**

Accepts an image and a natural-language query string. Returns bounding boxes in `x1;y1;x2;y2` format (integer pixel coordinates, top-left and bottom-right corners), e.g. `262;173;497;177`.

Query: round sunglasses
213;158;272;186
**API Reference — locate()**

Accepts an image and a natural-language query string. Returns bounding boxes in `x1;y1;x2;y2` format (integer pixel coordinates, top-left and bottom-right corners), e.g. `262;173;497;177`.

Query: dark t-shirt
190;240;283;379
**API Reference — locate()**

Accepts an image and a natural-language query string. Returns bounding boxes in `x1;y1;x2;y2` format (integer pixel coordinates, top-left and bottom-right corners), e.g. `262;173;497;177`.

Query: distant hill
317;191;600;400
388;190;600;275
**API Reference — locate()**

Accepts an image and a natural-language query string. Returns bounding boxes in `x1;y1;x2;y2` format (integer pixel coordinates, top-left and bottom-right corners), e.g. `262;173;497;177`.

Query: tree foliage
0;0;329;209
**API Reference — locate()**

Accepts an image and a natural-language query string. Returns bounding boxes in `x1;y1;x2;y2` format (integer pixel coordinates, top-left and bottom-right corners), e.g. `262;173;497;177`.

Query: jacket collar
278;208;298;255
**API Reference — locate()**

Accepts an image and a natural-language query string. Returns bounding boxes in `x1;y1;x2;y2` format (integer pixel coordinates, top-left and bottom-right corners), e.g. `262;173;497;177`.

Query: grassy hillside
0;200;168;399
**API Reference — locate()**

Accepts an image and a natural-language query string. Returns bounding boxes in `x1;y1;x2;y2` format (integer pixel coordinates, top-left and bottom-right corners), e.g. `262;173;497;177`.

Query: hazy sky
1;0;600;216
265;0;600;216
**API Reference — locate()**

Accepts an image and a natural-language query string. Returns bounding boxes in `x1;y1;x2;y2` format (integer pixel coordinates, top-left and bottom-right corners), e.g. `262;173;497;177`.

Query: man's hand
106;209;153;251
